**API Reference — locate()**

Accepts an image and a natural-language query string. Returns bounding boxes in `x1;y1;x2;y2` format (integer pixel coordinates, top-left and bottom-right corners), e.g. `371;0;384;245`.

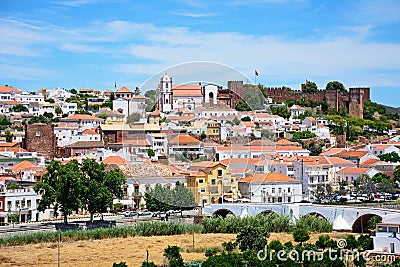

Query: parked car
123;210;137;217
138;209;151;216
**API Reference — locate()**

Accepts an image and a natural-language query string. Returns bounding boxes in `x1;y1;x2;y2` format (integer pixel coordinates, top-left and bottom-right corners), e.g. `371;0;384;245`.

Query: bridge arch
257;210;279;216
306;212;329;221
213;208;236;218
352;213;383;233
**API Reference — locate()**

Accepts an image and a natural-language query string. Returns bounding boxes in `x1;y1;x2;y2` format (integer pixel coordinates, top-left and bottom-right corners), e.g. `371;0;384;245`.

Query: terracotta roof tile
61;114;104;121
116;86;132;93
169;135;200;144
240;173;300;183
9;160;37;172
102;156;126;165
337;167;370;175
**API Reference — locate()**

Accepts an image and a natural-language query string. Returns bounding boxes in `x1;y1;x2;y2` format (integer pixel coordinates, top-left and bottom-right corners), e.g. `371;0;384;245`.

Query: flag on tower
255;70;259;76
305;79;309;85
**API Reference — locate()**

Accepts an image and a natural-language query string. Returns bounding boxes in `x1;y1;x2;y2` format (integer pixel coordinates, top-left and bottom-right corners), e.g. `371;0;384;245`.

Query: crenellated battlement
225;82;371;118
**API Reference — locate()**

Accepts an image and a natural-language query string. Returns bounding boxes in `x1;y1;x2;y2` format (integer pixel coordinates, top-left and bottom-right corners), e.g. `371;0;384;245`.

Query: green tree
55;106;63;116
325;81;347;94
11;104;28;113
70;88;77;94
345;234;358;249
164;245;183;267
0;118;11;126
34;160;82;224
366;216;382;232
235;99;251;111
80;158;126;222
8;214;19;228
235;225;269;252
271;105;291;119
134;87;141;96
126;113;141;123
43;112;54;119
293;228;310;246
233;117;241;125
98;113;107;120
147;149;155;157
5;130;13;142
241;116;251;121
6;183;19;190
303;81;318;93
394;165;400;183
144;90;156;100
113;262;128;267
378;152;400;163
290;130;316;143
141;262;156;267
144;183;196;212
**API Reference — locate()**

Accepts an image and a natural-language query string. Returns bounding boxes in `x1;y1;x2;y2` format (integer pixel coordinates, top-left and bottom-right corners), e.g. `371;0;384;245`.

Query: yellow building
186;162;238;206
206;121;221;141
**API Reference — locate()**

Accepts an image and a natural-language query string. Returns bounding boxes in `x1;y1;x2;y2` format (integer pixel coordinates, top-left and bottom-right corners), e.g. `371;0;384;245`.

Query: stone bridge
202;203;400;232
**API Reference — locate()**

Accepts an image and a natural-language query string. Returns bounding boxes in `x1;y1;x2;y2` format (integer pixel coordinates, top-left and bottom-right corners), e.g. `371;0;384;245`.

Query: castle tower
157;73;173;113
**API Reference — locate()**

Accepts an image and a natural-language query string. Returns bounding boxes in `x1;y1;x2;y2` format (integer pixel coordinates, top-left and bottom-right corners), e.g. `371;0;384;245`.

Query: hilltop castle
222;81;370;118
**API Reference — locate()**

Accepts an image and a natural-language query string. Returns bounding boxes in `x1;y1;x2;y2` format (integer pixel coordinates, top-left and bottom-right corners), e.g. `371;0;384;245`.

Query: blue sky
0;0;400;107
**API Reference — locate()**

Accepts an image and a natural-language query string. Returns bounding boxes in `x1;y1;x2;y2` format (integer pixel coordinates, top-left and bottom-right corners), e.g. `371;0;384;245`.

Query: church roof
116;86;133;93
173;85;202;97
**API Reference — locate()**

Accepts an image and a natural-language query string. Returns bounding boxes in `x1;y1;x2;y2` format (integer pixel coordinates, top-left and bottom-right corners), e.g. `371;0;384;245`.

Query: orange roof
116;86;132;93
169;135;200;144
9;160;37;172
360;158;382;167
290;104;304;110
320;148;344;156
7;100;22;105
242;121;255;127
220;158;262;165
304;117;317;122
61;114;104;121
0;86;23;94
373;144;393;150
190;171;206;176
338;150;368;158
82;129;98;135
326;157;356;166
0;142;20;147
102;156;126;165
299;156;330;166
173;85;202;97
150;109;161;116
240;173;300;183
276;139;299;146
337;167;370;175
13;114;22;119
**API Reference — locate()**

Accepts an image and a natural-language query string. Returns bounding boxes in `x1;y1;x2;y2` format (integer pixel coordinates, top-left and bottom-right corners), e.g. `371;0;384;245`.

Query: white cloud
174;12;219;18
1;17;400;89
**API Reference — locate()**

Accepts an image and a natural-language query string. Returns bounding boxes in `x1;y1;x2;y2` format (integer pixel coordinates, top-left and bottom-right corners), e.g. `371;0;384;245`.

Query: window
7;201;11;210
198;179;204;183
287;197;291;202
200;188;206;193
287;188;291;193
211;179;216;185
217;170;222;176
35;131;41;137
272;188;275;193
27;200;31;208
0;201;2;210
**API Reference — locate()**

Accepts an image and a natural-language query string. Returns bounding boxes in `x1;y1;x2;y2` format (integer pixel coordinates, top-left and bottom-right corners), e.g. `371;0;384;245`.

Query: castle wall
225;83;371;118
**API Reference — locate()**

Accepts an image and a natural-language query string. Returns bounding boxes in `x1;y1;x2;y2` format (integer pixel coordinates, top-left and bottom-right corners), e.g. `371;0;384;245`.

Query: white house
60;102;78;116
289;105;305;119
372;214;400;255
238;172;302;203
366;144;400;157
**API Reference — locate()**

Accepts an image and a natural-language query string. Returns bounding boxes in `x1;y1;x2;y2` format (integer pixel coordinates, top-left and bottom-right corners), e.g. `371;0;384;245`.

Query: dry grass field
0;232;353;266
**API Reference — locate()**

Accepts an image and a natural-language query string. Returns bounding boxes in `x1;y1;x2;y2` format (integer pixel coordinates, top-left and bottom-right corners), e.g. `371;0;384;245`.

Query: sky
0;0;400;107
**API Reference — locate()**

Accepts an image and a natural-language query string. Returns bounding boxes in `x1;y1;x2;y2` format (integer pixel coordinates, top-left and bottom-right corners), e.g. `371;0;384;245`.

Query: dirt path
0;232;352;266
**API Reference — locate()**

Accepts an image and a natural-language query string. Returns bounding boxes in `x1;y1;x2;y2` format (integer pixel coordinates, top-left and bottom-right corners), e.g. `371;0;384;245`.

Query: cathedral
156;73;218;113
